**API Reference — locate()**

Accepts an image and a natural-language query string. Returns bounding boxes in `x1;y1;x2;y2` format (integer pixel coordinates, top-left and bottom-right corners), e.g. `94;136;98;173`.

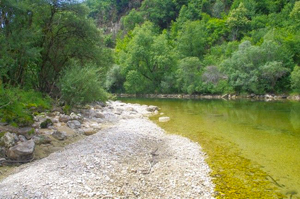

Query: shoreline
116;93;300;101
0;101;214;198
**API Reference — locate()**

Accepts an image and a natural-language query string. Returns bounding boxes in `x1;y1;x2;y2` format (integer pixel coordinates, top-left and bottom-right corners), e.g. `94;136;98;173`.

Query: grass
0;86;52;127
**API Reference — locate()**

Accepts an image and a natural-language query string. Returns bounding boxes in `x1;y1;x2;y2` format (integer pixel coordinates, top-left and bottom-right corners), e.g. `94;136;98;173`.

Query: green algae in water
121;98;300;199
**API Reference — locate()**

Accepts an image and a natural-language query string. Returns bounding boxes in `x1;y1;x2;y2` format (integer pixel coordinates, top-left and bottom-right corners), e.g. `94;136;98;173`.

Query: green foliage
124;70;147;94
291;65;300;92
116;22;177;94
176;57;202;94
105;65;125;93
121;9;144;31
140;0;178;29
177;20;208;58
59;63;108;105
222;40;293;93
1;0;111;93
84;0;300;95
0;84;51;126
40;119;53;129
290;2;300;22
227;3;251;40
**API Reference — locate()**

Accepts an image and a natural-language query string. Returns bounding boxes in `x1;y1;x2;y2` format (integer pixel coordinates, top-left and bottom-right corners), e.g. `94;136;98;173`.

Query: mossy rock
40;119;53;129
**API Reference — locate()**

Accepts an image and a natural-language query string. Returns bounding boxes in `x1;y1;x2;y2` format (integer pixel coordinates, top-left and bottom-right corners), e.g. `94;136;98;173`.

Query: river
121;98;300;199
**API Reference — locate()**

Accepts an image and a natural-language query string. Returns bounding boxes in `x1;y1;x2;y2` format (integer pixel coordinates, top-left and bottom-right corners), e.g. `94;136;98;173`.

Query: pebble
0;101;214;198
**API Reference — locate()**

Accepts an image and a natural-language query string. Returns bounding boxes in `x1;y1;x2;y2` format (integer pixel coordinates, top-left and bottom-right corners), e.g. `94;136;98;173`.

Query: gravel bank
0;101;214;198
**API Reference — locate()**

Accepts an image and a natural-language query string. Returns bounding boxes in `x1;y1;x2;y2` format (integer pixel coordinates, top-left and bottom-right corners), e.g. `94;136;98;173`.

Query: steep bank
0;101;214;198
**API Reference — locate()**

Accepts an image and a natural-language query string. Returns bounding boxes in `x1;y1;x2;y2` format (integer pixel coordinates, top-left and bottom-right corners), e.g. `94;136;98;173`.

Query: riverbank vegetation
0;0;112;126
1;0;300;125
97;0;300;95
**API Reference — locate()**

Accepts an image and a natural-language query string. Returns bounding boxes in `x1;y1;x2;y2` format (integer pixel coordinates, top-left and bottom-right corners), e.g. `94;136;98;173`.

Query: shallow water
122;98;300;198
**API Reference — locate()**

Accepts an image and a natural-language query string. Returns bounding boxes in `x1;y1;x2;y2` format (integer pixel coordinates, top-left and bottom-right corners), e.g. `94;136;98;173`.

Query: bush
59;63;108;105
0;83;51;126
291;65;300;92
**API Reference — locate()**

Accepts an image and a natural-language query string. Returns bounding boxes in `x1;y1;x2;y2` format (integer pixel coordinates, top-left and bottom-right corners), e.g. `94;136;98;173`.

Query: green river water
121;98;300;199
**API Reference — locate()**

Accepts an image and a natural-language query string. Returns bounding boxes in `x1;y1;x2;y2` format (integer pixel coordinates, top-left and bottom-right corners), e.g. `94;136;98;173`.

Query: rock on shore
0;101;214;198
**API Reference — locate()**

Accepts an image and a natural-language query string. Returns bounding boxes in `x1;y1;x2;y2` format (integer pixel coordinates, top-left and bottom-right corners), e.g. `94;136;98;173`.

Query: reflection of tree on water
290;103;300;133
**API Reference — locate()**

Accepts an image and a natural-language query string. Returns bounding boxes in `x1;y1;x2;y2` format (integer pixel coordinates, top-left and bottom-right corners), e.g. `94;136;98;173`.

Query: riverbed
121;98;300;199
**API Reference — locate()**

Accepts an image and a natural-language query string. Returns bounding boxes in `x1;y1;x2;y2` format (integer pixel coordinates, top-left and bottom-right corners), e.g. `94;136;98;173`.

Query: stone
18;135;27;142
89;123;101;130
59;115;71;123
33;135;52;145
94;112;105;119
70;112;82;121
17;127;34;139
94;105;102;110
0;122;8;126
52;131;67;141
82;128;97;136
6;140;35;161
67;120;81;129
1;132;16;148
125;107;137;112
147;106;159;112
159;117;170;123
115;108;123;115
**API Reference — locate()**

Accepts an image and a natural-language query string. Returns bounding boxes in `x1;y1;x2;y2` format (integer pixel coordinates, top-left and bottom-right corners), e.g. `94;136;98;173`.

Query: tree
121;9;144;32
177;20;208;59
141;0;178;29
117;22;177;93
212;0;225;18
222;40;293;93
291;65;300;92
176;57;202;94
227;3;251;40
0;0;111;94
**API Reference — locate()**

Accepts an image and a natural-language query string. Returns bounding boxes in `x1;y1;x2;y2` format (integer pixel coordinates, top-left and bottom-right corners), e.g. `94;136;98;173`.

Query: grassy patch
0;86;52;127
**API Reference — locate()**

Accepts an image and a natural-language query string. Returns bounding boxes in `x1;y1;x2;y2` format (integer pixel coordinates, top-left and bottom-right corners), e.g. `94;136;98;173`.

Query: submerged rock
52;131;67;141
33;135;52;145
6;140;35;161
159;117;170;123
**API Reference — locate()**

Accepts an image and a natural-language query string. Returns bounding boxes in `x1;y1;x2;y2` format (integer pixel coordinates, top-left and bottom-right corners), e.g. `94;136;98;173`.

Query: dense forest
1;0;300;125
91;0;300;95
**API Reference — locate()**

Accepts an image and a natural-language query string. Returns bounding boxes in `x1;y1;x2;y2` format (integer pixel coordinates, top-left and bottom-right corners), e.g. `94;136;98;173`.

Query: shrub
0;83;51;126
291;65;300;92
58;63;108;105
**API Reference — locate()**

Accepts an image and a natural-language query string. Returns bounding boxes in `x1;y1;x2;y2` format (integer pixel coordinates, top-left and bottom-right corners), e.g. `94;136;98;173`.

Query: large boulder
1;132;17;148
6;140;35;161
67;120;81;129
